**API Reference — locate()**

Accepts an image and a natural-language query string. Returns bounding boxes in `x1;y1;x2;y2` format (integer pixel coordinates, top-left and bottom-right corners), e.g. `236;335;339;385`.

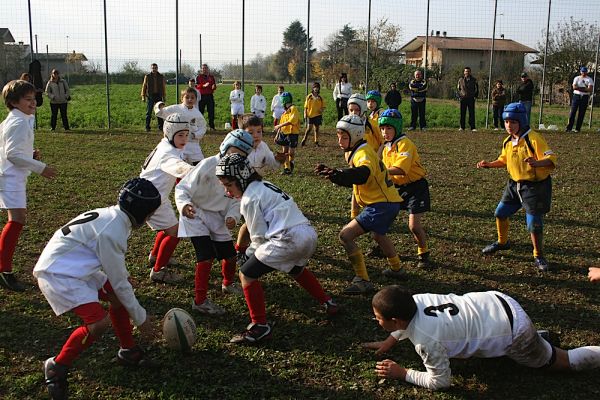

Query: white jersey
247;141;280;175
250;94;267;118
156;103;207;163
241;180;309;257
392;291;513;390
175;154;241;218
573;75;594;96
0;109;46;191
230;89;245;115
271;95;284;119
140;138;193;203
33;206;146;326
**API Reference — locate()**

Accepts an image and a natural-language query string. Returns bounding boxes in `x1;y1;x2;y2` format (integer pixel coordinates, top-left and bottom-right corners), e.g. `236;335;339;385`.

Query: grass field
0;126;599;399
0;83;596;132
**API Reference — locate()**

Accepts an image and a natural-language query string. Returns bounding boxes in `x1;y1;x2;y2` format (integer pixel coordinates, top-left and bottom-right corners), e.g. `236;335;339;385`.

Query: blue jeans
519;100;532;125
566;94;590;131
492;105;504;128
145;93;164;131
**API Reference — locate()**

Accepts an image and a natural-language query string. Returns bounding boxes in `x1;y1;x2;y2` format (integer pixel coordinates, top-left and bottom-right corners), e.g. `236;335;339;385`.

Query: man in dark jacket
385;83;402;110
457;67;478;131
408;70;427;130
517;72;534;124
141;63;166;132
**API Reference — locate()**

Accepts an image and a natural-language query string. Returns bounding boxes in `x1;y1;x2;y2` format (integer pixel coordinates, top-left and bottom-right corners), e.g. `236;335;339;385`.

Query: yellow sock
532;233;543;258
496;218;509;244
284;160;290;169
349;250;369;281
387;255;401;271
417;245;428;255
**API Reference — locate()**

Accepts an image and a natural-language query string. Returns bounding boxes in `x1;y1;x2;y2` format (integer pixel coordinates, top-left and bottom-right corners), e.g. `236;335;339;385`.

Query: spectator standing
333;73;352;120
491;80;507;130
457;67;478;131
384;82;402;110
250;85;267;121
566;66;594;133
408;70;427;130
141;63;166;132
45;69;70;132
196;64;217;130
271;85;285;127
188;79;201;101
517;72;534;124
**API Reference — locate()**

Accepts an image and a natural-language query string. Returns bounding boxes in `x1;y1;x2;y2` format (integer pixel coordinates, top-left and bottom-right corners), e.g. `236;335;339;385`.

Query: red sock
235;243;248;254
153;235;179;272
221;257;236;287
150;231;167;258
109;304;135;349
0;221;24;273
55;325;96;366
243;280;266;324
194;260;213;305
294;268;329;304
232;116;238;130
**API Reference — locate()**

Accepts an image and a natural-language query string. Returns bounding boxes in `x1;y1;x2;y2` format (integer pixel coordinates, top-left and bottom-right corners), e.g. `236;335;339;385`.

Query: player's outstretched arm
589;267;600;283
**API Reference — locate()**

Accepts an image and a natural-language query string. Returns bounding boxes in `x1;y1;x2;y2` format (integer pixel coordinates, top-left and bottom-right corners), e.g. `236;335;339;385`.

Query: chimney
430;30;434;36
443;31;447;37
500;34;505;39
18;41;24;45
436;31;440;36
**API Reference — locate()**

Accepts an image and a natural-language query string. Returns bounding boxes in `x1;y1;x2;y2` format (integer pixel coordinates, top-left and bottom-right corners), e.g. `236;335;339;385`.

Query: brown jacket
141;72;166;98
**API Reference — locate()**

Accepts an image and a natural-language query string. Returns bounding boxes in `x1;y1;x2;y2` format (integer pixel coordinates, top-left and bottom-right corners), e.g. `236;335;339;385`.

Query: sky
1;0;598;72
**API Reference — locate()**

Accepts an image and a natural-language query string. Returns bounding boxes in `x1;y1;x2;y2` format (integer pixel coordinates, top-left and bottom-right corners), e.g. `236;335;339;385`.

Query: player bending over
174;129;254;315
217;154;338;344
364;285;600;391
34;178;161;400
315;115;405;295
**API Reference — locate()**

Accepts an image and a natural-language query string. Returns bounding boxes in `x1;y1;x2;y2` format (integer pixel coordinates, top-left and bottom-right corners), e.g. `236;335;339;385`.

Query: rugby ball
162;308;197;352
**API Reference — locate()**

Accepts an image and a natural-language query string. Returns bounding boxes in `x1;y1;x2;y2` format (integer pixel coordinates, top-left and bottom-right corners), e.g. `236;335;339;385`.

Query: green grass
0;127;599;399
1;83;596;132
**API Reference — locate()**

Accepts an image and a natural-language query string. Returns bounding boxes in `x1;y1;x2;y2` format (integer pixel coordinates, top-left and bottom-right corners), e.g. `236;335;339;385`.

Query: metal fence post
539;0;552;128
485;0;498;129
241;0;245;90
589;27;600;129
175;0;179;101
103;0;111;129
424;0;430;79
365;0;371;92
306;0;310;97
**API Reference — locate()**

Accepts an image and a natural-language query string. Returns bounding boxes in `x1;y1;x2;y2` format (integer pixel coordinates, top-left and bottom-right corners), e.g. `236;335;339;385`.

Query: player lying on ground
363;285;600;391
34;178;161;400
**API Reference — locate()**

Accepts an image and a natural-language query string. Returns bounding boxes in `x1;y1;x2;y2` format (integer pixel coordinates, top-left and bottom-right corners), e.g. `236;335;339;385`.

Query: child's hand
314;163;329;174
274;152;287;163
524;157;539;167
362;341;386;355
588;267;600;283
225;217;236;229
476;160;489;169
33;149;41;160
375;359;405;380
41;166;57;180
182;204;196;219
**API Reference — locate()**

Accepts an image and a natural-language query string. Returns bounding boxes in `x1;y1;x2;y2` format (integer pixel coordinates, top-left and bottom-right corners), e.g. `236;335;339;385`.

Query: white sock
568;347;600;371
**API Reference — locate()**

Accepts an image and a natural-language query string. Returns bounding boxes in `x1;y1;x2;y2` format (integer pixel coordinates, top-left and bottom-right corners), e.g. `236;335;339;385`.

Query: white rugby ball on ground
162;308;197;352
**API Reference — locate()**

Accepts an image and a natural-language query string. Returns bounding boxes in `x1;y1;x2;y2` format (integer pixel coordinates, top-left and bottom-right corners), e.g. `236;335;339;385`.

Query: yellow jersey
497;130;556;182
280;105;300;135
381;136;427;186
368;108;382;144
303;94;325;118
348;142;402;207
364;120;383;154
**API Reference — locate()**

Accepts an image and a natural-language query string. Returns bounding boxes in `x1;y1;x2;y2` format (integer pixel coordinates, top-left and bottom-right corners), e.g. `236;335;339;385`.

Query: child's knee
87;315;111;338
526;214;544;233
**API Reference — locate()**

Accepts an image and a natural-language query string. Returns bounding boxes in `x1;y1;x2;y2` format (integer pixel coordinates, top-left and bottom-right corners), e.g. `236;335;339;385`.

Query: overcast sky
1;0;598;72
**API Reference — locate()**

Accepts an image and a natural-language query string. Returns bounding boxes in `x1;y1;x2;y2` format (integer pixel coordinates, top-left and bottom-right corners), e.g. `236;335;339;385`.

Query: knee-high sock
221;258;236;287
496;218;509;245
55;326;96;367
387;255;402;272
294;268;329;304
109;304;135;350
568;347;600;371
153;235;180;272
150;231;167;258
243;280;266;324
417;245;428;255
194;260;213;305
0;221;24;273
349;250;369;281
232;116;238;130
531;232;543;258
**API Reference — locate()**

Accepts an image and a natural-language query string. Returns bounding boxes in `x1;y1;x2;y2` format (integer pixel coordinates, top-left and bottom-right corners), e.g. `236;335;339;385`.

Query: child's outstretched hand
182;204;196;219
375;359;406;380
362;341;388;356
138;315;160;343
41;166;57;180
314;163;333;176
589;267;600;283
33;149;41;160
225;217;236;229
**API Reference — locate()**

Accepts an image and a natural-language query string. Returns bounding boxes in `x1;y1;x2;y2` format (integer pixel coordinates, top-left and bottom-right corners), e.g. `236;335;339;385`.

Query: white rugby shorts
146;201;178;231
254;223;317;273
0;190;26;209
36;270;107;316
178;208;232;241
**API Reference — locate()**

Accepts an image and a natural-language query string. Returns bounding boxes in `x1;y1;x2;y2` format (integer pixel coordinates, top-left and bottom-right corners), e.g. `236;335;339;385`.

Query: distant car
166;76;189;84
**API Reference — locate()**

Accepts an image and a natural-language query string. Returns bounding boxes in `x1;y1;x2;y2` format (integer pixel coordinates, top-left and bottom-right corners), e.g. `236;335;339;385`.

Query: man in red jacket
196;64;217;130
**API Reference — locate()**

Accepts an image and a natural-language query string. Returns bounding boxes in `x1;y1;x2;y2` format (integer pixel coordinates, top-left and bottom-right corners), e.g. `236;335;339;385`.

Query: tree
121;60;144;74
536;17;599;98
274;20;315;83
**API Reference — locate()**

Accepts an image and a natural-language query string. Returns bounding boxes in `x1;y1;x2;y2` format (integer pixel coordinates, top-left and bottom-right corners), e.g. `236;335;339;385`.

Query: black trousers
335;98;348;120
199;94;215;129
50;102;69;130
566;94;589;131
459;97;476;129
410;99;426;129
146;94;164;130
